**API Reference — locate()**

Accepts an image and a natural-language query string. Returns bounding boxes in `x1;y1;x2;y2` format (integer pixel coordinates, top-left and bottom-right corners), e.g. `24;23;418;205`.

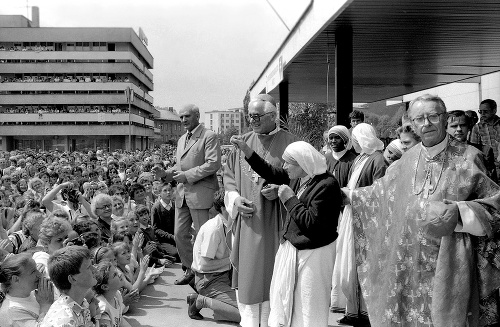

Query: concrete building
154;107;182;146
204;107;244;135
0;8;157;152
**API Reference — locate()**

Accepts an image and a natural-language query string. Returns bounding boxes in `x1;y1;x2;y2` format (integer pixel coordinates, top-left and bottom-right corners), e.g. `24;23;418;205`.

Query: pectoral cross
422;167;433;199
423;179;433;199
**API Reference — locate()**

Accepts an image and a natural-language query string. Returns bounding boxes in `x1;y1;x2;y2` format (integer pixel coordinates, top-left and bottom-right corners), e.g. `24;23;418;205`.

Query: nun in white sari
229;138;342;327
332;123;387;326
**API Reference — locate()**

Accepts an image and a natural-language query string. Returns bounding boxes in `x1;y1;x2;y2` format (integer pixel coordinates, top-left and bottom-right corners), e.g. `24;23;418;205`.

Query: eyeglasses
411;113;444;125
96;203;112;210
137;210;149;216
248;112;274;122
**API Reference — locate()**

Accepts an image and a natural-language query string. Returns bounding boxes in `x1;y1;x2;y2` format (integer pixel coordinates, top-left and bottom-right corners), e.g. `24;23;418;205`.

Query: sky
0;0;309;118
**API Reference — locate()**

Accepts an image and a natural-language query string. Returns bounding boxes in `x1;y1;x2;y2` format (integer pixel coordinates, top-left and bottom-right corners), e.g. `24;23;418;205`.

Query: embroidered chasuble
350;137;500;327
224;129;297;305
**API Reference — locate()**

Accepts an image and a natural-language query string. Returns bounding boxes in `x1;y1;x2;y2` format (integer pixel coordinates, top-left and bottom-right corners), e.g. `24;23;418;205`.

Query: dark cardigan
352;150;387;188
325;149;358;188
246;152;341;250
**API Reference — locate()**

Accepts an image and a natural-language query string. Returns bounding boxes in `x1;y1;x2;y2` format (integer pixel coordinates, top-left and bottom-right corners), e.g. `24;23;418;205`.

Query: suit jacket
174;124;221;209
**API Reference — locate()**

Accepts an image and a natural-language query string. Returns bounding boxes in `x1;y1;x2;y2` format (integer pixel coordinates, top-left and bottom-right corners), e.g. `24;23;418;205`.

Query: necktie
185;132;192;149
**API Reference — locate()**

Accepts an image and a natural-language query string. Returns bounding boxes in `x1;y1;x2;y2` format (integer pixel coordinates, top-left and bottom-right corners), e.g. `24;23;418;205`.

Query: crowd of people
1;75;130;83
0;94;499;327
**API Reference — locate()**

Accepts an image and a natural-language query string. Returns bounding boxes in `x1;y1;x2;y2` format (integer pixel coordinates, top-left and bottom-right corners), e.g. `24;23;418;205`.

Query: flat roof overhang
250;0;500;104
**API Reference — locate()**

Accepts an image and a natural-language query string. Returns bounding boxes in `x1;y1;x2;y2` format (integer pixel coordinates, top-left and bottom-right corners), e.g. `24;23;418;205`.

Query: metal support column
279;80;289;127
335;26;353;127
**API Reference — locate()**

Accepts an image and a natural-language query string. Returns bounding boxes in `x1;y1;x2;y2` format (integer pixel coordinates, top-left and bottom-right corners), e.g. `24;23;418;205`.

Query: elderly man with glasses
342;94;500;326
224;94;297;327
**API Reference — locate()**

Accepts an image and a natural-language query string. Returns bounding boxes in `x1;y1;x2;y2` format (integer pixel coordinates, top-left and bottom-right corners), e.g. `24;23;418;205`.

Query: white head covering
328;125;352;150
328;125;352;159
282;141;327;178
386;139;404;159
351;123;384;155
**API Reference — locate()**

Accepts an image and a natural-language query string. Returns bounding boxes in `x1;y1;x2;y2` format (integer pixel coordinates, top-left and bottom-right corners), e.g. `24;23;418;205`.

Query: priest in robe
223;94;298;327
345;94;500;327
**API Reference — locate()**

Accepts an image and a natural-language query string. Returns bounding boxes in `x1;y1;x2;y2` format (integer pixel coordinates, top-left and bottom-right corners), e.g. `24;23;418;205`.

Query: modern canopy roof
250;0;500;104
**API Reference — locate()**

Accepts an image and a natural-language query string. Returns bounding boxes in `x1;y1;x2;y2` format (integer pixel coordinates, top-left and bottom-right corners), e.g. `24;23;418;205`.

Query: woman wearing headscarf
324;125;358;188
325;126;357;314
230;137;341;327
334;123;387;327
383;138;404;165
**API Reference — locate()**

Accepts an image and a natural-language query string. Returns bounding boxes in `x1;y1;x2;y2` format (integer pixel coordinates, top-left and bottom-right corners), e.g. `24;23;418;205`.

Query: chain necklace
412;145;447;199
239;133;278;201
240;133;278;183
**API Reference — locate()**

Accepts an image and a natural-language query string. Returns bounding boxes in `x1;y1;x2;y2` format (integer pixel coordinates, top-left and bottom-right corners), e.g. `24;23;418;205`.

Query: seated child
42;246;99;327
111;242;151;293
91;246;116;265
111;218;129;235
150;182;178;262
136;204;176;266
93;261;131;327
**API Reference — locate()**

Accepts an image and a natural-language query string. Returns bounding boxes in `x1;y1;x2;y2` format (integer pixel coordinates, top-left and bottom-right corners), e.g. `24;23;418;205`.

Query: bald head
180;104;200;115
249;94;277;114
179;104;200;132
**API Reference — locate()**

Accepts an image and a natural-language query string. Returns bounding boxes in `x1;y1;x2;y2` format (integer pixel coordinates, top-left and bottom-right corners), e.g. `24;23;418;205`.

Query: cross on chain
422;168;433;199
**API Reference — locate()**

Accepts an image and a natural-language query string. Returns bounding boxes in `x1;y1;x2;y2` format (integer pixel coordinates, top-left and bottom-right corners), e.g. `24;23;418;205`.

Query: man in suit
153;104;221;285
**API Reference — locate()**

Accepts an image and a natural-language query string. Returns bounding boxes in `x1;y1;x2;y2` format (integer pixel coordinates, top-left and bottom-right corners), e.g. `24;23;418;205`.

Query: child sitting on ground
136;204;176;266
93;260;132;327
111;218;129;235
150;181;178;262
111;242;151;293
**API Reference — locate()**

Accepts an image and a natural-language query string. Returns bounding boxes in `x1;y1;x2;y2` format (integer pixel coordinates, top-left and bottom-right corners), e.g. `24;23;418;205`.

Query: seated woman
0;253;54;326
231;138;341;327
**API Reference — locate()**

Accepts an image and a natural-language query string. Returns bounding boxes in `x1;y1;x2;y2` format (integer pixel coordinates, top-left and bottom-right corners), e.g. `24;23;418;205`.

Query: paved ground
125;264;344;327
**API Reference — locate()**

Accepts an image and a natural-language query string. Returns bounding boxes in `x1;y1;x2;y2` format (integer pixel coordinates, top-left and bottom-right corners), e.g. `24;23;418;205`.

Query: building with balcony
204;107;244;135
154;107;182;146
0;8;157;152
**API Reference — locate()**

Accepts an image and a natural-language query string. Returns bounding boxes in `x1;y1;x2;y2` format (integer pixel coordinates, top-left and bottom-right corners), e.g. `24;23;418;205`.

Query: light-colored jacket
174;125;220;209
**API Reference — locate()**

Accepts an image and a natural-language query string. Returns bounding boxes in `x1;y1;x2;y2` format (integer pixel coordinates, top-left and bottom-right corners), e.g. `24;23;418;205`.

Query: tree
281;102;329;150
219;126;240;145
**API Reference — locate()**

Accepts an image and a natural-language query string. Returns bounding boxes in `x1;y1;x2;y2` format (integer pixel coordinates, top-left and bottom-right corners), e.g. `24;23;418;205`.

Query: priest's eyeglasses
412;113;443;125
248;112;273;122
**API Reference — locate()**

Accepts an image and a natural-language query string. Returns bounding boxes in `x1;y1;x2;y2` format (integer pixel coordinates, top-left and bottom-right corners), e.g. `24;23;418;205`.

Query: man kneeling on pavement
187;190;240;323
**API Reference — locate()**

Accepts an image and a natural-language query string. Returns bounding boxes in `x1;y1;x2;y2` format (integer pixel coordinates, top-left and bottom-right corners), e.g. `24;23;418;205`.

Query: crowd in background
0;96;499;327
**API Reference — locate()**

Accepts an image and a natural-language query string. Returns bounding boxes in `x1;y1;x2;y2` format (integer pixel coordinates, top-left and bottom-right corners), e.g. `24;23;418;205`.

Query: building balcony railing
0;113;154;127
0;63;153;91
0;93;155;114
0;124;155;137
0;51;153;83
0;82;154;105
